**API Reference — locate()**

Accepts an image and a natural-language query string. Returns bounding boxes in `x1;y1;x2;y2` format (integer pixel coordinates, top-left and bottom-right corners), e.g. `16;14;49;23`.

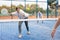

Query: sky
0;0;47;1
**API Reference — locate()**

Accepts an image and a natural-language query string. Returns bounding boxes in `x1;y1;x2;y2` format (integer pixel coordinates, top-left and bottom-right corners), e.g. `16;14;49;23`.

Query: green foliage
17;4;24;9
48;0;56;6
0;13;10;16
0;4;46;16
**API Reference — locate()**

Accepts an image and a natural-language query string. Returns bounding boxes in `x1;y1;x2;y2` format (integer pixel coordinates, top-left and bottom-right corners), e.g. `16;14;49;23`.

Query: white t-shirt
11;9;29;19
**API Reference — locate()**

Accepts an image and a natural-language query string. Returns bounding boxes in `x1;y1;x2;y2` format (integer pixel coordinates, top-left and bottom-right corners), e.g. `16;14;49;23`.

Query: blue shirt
37;12;42;18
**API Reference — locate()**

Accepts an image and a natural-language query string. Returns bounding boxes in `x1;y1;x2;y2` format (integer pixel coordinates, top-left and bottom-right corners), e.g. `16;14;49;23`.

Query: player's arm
51;18;60;38
9;12;16;16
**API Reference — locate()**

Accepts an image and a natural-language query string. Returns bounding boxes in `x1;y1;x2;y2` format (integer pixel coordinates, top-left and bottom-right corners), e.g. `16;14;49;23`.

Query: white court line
0;18;58;22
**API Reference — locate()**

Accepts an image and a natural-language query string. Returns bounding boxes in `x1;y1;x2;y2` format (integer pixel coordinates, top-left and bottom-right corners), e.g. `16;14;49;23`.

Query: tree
48;0;57;17
17;4;24;9
0;6;2;14
11;5;16;12
30;4;37;14
48;0;56;6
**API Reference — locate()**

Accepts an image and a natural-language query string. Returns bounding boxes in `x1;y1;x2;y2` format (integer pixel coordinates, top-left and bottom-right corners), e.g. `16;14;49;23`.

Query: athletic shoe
27;31;30;35
18;34;22;38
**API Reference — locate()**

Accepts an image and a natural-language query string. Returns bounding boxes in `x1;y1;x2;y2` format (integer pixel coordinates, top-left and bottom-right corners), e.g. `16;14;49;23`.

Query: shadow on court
0;20;60;40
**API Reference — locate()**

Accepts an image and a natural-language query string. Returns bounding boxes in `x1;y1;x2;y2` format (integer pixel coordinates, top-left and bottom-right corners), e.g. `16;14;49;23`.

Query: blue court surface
0;20;60;40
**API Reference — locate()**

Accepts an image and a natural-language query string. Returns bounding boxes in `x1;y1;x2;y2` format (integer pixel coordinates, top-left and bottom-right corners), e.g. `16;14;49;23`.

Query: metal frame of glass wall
12;0;59;18
0;0;59;18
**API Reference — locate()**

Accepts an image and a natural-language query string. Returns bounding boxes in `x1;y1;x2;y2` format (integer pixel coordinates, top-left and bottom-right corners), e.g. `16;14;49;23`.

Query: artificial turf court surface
0;20;60;40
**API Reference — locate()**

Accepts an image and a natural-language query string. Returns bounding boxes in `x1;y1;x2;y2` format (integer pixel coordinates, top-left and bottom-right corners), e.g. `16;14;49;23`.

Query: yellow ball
26;7;30;10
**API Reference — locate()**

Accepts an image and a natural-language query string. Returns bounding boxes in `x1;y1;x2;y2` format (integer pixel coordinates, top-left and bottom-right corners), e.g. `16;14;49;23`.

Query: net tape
0;18;58;22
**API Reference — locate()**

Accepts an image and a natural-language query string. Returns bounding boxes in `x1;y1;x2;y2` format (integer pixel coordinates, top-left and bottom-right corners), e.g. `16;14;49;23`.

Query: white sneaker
27;31;30;35
18;34;22;38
